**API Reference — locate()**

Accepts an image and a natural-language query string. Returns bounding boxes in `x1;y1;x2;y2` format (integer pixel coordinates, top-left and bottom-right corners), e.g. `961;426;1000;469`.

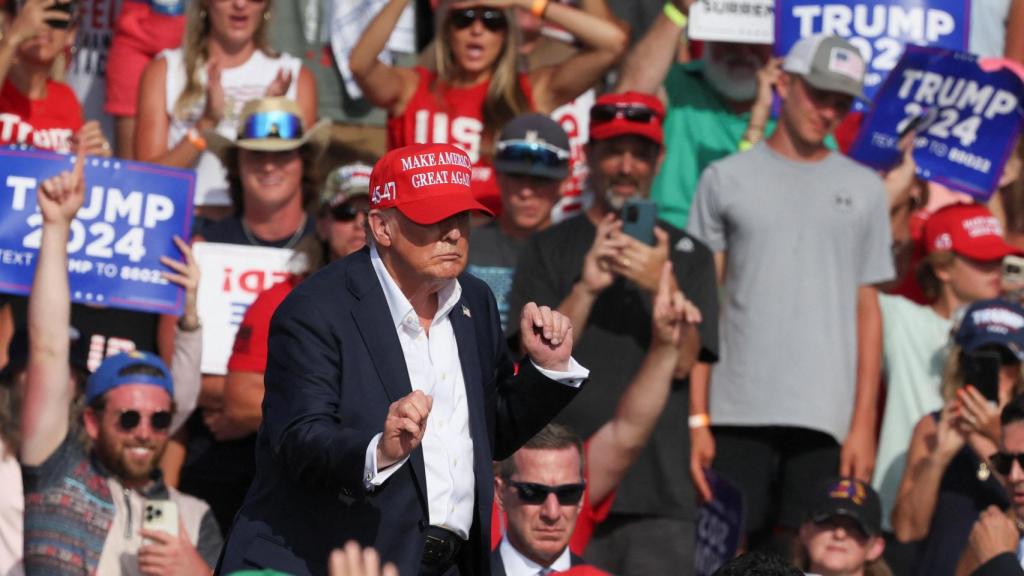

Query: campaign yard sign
850;46;1024;200
0;148;193;315
194;242;298;375
775;0;970;106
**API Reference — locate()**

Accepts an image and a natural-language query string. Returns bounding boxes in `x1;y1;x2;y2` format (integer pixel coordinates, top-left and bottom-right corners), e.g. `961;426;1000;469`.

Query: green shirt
652;61;774;229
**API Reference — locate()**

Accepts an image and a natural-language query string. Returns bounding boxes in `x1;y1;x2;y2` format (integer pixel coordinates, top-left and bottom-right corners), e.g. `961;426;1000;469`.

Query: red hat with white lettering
369;143;494;225
589;91;665;146
922;202;1023;261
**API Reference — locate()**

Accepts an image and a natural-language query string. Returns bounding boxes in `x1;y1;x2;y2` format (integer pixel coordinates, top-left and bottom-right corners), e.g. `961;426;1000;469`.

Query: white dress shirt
498;536;571;576
362;246;588;539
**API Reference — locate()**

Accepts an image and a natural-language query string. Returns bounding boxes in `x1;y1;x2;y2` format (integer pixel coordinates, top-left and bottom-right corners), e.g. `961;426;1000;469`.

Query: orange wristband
531;0;549;17
186;128;207;151
688;414;711;429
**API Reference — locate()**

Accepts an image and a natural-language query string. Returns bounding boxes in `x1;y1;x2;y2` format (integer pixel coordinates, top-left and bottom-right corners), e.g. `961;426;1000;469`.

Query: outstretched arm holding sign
20;147;86;467
1006;0;1024;64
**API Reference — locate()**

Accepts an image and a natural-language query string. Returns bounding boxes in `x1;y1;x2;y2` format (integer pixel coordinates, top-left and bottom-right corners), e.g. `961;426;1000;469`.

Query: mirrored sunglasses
510;481;585;505
496;140;570;170
241;110;304;141
449;8;507;32
112;410;173;432
589;104;661;126
990;451;1024;475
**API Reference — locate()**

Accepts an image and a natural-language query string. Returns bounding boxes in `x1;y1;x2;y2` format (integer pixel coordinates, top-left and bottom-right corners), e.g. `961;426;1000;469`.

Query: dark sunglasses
330;202;367;222
449;8;507;32
589;104;661;125
496;140;570;170
510;481;585;505
241;110;304;141
991;452;1024;475
110;410;173;432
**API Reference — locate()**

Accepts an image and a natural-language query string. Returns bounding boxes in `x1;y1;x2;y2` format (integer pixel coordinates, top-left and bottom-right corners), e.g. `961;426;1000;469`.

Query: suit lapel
347;250;428;509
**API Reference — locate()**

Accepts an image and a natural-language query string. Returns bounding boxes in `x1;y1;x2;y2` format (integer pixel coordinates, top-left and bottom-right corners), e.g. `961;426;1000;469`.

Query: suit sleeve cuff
364;432;410;490
531;356;589;388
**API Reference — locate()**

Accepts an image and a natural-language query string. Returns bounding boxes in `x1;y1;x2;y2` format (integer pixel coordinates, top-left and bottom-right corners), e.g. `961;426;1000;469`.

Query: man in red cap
508;91;720;573
218;143;590;576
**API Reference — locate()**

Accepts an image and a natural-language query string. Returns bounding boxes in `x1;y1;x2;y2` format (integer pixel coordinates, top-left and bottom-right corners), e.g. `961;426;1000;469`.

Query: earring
199;8;207;20
263;11;270;22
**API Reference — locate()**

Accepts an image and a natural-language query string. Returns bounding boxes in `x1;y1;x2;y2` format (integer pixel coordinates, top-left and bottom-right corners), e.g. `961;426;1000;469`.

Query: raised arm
556;214;627;342
891;405;965;542
586;262;699;504
135;57;206;167
20;148;86;466
160;236;202;435
521;0;627;113
348;0;419;115
1006;0;1024;64
615;0;689;96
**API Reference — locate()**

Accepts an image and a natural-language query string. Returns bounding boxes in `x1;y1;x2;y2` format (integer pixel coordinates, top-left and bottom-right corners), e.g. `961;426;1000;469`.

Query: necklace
241;214;308;249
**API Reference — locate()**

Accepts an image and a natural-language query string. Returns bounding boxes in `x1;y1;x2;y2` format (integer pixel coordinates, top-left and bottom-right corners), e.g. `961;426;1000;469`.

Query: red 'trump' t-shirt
0;79;83;153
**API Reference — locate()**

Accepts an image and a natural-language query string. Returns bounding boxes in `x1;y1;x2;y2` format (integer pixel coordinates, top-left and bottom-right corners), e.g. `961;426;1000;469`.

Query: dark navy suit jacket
217;249;581;576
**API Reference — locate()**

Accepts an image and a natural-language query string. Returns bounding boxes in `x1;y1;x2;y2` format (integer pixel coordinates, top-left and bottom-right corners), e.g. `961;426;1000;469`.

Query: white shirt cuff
531;356;589;388
363;432;410;490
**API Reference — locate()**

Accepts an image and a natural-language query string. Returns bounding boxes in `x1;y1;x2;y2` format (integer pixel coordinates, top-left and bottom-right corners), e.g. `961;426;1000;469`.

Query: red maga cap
369;143;494;225
922;202;1022;261
589;91;665;146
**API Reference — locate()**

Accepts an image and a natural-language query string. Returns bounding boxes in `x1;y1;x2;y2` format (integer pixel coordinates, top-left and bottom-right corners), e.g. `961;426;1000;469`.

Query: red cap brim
590;121;663;146
957;238;1024;261
396;194;494;225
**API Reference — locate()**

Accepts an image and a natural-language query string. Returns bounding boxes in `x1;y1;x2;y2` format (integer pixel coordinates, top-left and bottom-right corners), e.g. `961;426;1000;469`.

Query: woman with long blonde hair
349;0;625;214
135;0;316;220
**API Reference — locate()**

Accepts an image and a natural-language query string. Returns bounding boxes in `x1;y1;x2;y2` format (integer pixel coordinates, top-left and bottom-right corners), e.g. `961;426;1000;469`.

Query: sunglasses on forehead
496;139;570;169
107;410;173;432
991;452;1024;475
241;110;304;141
449;8;507;32
510;481;585;505
589;104;661;125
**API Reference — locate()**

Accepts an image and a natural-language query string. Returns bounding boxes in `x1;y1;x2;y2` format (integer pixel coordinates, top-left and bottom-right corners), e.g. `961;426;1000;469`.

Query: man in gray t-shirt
687;34;895;549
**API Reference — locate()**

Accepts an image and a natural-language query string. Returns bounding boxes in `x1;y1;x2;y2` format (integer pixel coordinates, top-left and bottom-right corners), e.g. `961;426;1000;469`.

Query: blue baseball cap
954;299;1024;362
85;351;173;405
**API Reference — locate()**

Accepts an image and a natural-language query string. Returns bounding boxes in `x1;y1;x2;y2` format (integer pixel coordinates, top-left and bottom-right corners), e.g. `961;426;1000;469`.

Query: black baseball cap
808;477;882;537
494;113;571;181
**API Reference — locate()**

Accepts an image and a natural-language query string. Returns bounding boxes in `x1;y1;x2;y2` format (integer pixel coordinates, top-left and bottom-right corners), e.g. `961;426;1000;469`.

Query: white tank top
162;48;303;207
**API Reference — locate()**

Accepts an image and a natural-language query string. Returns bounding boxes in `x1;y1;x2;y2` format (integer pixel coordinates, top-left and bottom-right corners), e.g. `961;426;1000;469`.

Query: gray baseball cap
782;34;867;100
494;113;571;181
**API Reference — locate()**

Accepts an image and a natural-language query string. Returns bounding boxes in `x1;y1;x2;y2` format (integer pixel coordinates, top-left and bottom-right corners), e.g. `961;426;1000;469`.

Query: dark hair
497;423;583;479
713;552;803;576
225;145;321;217
916;251;955;302
1001;393;1024;426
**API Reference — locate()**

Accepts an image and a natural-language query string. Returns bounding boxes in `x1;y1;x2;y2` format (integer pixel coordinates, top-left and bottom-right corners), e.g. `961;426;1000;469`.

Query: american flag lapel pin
462;305;471;318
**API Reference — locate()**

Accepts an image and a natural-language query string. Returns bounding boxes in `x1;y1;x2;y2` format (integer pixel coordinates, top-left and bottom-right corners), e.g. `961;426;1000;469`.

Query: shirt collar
498;536;572;576
369;244;462;332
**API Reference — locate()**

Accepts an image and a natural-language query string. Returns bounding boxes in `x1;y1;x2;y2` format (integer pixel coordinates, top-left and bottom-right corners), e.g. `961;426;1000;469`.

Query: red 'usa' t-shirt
0;79;83;153
387;67;533;216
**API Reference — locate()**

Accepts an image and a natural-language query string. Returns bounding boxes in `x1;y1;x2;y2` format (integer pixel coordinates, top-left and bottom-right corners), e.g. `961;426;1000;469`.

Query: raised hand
651;261;701;347
201;58;225;127
579;213;627;296
612;226;671;294
37;145;86;226
160;236;201;331
71;120;112;158
519;302;573;372
329;541;399;576
378;390;433;468
6;0;67;46
138;518;210;576
264;68;293;98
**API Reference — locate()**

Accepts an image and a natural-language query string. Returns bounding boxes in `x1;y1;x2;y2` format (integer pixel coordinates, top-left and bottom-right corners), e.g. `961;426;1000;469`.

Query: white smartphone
142;500;178;537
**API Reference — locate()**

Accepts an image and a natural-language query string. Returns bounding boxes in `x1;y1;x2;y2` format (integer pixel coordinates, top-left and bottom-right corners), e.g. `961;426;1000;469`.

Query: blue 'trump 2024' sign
850;46;1024;200
776;0;970;106
0;148;194;315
